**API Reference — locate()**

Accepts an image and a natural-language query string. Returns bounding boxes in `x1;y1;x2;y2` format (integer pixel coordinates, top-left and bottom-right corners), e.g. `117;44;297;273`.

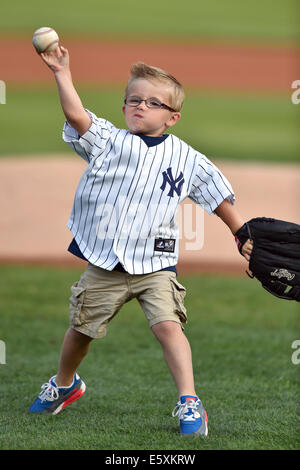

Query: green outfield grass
1;86;299;162
1;0;299;42
0;265;299;450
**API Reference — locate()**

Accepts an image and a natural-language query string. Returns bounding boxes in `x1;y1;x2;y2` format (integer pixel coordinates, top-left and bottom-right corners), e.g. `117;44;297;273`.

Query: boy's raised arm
39;46;91;136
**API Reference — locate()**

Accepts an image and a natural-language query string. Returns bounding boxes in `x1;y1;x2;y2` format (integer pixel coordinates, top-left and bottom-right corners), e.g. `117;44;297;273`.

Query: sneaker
172;395;208;436
29;372;86;415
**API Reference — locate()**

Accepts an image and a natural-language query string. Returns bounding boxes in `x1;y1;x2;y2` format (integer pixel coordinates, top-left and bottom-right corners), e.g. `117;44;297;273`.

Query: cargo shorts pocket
170;278;187;323
69;282;86;327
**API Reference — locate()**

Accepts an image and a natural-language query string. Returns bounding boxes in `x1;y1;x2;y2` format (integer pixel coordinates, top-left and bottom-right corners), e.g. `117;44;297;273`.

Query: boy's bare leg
55;327;93;387
151;321;196;397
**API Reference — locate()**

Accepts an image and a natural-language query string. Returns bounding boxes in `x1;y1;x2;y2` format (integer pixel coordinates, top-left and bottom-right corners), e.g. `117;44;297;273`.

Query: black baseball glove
235;217;300;301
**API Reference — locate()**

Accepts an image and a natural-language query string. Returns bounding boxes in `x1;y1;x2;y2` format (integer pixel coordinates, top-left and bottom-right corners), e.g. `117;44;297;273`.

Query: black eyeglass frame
124;97;176;112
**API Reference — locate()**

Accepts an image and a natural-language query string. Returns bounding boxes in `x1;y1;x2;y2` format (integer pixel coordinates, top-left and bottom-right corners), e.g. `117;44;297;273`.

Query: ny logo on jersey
160;167;185;197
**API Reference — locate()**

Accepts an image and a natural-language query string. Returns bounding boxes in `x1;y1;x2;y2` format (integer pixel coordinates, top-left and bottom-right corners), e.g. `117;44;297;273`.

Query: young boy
29;45;252;437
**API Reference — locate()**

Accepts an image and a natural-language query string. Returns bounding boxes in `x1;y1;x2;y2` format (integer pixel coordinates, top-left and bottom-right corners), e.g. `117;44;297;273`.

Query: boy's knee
151;320;182;341
69;327;94;345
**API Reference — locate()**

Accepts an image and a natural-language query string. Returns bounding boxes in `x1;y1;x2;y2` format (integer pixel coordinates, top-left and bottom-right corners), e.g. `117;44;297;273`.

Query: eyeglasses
124;96;175;112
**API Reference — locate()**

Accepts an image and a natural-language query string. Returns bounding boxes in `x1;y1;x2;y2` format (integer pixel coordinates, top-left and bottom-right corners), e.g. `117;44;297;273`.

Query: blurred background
0;0;299;271
1;2;299;451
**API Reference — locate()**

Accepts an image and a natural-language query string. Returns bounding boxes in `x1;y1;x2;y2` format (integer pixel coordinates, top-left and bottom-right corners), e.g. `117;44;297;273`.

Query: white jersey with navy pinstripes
63;109;235;275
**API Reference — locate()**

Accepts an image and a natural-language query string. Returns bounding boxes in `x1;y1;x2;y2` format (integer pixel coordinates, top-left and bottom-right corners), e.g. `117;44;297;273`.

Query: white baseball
32;27;59;53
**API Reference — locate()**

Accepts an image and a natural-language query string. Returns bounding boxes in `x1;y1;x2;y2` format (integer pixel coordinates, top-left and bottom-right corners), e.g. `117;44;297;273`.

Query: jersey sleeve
62;109;116;163
188;153;235;214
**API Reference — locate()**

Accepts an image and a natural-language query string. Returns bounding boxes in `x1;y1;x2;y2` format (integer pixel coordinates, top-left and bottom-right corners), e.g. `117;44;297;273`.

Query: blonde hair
125;62;184;112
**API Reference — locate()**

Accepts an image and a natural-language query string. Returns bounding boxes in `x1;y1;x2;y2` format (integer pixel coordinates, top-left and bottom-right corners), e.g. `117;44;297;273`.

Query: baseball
32;27;59;53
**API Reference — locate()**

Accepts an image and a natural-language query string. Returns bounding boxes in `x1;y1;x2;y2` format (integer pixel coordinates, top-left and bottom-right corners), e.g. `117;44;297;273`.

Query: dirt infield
1;38;300;91
1;156;299;274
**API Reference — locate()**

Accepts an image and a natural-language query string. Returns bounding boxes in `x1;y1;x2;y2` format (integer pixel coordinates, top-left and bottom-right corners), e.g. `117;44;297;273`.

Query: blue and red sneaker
172;395;208;436
29;373;86;415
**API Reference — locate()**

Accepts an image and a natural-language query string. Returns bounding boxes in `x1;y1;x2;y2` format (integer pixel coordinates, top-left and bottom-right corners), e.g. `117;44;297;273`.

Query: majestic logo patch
160;167;185;197
270;268;295;281
154;238;176;253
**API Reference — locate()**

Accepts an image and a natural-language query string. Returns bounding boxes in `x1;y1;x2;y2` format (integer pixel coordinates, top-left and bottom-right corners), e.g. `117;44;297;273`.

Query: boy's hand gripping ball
32;27;59;53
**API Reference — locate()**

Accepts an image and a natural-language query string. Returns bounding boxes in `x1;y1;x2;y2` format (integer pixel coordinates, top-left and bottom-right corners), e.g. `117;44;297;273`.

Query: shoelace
38;380;60;403
172;399;201;421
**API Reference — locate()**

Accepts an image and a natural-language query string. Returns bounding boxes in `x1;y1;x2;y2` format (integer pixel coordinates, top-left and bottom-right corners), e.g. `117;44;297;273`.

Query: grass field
1;86;299;162
0;265;299;450
1;0;299;42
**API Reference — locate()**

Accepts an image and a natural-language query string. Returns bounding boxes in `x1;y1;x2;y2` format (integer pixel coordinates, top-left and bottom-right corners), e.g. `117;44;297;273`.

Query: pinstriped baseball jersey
63;110;235;275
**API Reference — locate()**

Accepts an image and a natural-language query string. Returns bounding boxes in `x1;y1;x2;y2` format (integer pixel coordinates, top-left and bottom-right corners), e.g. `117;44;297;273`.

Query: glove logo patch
271;268;295;281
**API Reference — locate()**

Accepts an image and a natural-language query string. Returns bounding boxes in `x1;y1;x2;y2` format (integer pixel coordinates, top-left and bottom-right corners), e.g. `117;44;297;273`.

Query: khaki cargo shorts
69;263;187;338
